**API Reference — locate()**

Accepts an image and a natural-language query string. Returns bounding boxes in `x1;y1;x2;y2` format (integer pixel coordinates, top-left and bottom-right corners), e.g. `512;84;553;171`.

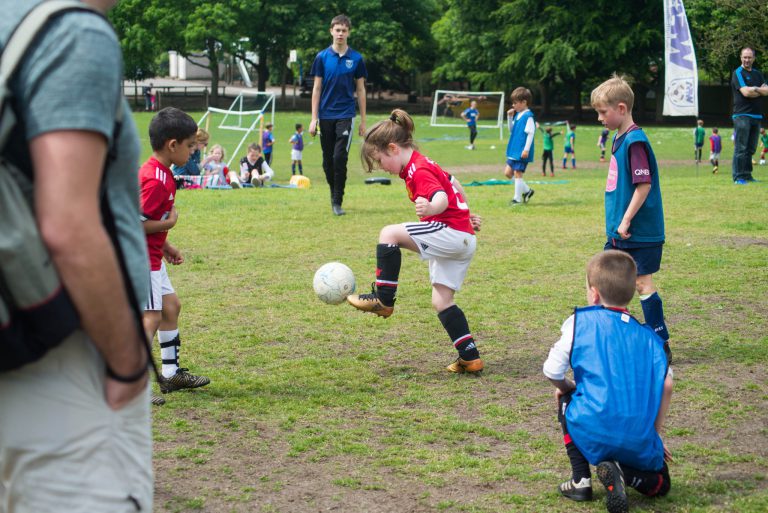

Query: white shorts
404;222;476;291
710;151;720;160
291;149;303;161
145;261;175;311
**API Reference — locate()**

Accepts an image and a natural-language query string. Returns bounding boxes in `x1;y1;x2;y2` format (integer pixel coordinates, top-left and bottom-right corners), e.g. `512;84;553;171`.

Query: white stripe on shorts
405;221;446;236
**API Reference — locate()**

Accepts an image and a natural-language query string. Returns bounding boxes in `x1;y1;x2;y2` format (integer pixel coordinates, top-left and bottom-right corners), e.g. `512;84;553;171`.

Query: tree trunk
572;79;583;120
655;82;664;123
538;81;551;117
207;39;220;103
257;50;269;92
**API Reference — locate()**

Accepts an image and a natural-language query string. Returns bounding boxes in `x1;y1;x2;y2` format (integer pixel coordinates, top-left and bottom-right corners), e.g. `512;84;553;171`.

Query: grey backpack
0;1;102;371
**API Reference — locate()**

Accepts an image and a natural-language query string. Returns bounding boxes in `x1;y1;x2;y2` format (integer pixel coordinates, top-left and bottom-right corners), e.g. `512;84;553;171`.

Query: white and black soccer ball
313;262;356;305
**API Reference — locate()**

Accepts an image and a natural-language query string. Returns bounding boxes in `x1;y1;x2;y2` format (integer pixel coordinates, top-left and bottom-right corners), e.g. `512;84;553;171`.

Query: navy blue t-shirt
310;46;367;120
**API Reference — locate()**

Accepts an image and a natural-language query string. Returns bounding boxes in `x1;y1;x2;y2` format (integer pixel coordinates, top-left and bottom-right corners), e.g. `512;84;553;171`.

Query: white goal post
198;91;276;168
430;90;506;140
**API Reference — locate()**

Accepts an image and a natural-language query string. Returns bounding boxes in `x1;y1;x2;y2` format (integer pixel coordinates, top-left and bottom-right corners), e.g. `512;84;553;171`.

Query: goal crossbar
430;90;505;140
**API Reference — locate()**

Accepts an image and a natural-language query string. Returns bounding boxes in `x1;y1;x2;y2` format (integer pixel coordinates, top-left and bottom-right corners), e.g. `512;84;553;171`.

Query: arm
32;131;148;409
617;183;651;239
549;377;576;399
143;206;178;234
260;160;275;181
310;76;322;136
356;76;367;136
414;191;448;217
521;117;535;159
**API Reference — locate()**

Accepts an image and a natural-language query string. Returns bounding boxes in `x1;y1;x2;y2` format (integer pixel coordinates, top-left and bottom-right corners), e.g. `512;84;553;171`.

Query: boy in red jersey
347;109;484;373
140;108;210;404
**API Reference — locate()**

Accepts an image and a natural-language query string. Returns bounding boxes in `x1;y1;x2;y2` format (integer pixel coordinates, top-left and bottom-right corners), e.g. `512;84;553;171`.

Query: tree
687;0;768;83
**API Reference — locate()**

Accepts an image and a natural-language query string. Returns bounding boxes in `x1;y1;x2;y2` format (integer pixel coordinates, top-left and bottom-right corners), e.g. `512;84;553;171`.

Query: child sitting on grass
544;250;672;513
202;144;228;186
229;143;275;188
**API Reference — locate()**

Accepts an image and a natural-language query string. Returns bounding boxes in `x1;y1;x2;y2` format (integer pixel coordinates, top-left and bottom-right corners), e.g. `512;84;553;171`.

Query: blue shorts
564;145;574;154
604;240;663;276
506;159;528;172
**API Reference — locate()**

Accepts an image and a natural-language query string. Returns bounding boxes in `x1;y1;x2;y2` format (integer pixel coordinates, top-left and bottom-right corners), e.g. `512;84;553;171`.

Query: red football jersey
139;157;176;271
399;151;473;234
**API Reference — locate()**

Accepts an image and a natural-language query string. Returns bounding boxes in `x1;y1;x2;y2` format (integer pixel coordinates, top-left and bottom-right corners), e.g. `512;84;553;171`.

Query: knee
378;225;400;245
635;276;654;295
163;295;182;320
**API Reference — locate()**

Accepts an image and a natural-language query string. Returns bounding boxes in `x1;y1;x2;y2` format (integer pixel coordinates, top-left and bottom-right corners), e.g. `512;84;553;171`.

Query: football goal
198;91;275;168
430;90;506;140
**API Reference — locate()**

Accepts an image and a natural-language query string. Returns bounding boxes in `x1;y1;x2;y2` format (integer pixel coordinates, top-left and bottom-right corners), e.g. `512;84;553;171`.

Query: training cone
290;175;311;189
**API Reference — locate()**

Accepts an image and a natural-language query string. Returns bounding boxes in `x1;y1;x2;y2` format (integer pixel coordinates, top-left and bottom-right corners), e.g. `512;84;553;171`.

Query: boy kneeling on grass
543;250;673;513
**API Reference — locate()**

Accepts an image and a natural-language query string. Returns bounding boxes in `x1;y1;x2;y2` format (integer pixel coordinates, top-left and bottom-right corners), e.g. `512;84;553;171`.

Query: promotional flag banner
663;0;698;116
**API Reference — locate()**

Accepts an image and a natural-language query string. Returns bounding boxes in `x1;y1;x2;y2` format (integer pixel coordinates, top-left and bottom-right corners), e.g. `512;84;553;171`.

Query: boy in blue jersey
563;123;577;168
461;100;479;150
503;87;535;205
544;250;672;513
590;75;671;355
309;14;368;216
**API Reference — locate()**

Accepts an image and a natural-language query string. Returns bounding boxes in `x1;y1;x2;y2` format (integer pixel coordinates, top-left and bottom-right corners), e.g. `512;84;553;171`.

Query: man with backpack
0;1;154;510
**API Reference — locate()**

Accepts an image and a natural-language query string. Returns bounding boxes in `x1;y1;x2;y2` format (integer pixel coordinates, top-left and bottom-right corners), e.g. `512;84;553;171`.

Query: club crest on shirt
345;60;353;69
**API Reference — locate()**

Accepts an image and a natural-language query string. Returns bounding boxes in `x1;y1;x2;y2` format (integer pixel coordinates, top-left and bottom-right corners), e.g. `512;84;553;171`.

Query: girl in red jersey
346;109;484;373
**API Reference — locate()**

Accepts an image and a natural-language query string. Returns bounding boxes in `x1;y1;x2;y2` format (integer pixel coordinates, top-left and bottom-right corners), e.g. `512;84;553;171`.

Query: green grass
137;112;768;512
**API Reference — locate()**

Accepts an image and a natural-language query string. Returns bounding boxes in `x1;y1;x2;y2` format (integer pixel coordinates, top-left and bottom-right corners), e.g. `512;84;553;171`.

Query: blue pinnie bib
566;306;668;471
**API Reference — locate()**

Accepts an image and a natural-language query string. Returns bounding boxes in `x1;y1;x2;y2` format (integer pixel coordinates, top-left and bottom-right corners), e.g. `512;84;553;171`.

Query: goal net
430;90;505;139
198;91;276;168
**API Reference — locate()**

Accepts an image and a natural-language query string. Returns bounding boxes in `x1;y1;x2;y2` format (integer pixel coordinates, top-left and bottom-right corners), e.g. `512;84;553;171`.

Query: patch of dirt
719;236;768;248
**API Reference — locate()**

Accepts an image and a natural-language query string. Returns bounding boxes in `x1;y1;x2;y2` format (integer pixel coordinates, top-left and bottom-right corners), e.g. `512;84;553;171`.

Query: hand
507;108;515;116
521;150;529;160
309;119;318;137
414;196;431;217
470;213;483;231
663;444;674;463
358;120;366;137
105;373;148;410
163;244;184;265
617;219;631;239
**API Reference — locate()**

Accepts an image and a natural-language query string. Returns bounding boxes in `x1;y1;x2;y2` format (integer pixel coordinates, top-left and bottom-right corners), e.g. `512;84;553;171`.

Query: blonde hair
196;128;209;144
586;250;637;307
209;144;225;160
590;74;634;111
360;109;416;173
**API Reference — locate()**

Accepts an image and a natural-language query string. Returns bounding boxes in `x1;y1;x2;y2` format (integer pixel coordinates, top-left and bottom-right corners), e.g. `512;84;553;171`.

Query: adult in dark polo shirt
732;47;768;184
309;14;368;215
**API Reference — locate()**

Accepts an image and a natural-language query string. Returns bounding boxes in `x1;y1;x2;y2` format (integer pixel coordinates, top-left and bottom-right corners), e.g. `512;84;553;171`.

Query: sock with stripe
622;462;670;497
564;434;591;482
438;305;480;360
375;243;401;307
159;329;180;378
640;291;669;341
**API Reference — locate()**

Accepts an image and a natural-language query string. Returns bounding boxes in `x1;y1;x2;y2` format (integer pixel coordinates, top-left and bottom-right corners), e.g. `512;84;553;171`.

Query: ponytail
361;109;417;172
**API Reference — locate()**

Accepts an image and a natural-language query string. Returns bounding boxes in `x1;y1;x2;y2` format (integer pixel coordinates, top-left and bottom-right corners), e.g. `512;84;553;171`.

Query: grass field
134;111;768;513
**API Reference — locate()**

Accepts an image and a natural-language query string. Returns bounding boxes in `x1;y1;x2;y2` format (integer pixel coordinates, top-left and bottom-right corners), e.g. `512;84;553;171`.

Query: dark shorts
695;143;704;148
506;159;528;172
604;240;663;276
564;145;574;154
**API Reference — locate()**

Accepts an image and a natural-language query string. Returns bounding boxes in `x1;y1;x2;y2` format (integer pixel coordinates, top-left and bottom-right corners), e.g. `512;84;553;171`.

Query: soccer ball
313;262;356;305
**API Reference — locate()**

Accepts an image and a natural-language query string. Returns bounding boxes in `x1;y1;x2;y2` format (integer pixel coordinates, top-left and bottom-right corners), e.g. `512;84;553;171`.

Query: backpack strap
0;1;101;150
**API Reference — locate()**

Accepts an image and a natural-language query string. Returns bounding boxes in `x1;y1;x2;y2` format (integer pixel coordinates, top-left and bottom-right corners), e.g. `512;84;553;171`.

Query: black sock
565;437;591;482
292;163;296;175
623;462;670;497
375;244;401;306
437;305;479;360
299;163;303;175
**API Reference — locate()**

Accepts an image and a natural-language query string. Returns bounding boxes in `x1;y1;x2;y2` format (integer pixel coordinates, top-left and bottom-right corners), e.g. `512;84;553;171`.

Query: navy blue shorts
604;240;663;276
506;159;528;172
